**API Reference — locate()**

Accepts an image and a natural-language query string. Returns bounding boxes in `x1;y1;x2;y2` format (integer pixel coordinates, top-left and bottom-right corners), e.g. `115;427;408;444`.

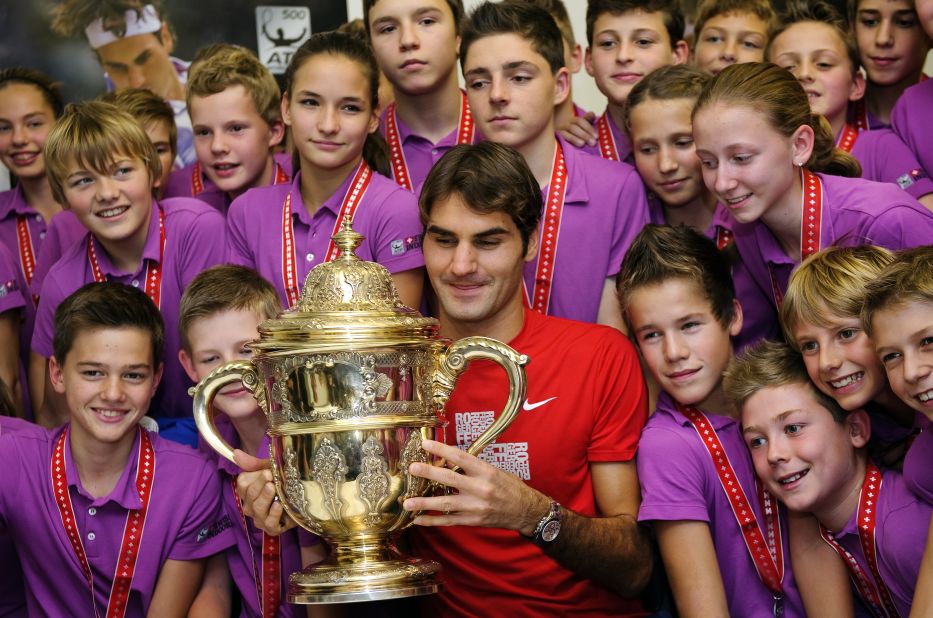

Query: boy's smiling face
585;9;687;106
741;383;868;526
61;154;154;256
872;299;933;420
51;326;162;448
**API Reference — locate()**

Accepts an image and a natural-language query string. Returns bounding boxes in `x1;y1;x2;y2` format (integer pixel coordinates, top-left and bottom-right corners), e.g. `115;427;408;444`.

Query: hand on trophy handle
233;448;298;536
402;439;550;536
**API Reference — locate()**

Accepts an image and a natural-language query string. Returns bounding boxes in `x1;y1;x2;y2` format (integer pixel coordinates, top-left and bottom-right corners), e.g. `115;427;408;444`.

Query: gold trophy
192;221;529;604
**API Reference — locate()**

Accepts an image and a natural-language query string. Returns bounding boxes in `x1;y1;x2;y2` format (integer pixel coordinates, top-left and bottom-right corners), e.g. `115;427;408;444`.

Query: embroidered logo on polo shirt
454;411;530;480
897;168;927;189
197;514;233;542
0;279;16;298
390;235;423;256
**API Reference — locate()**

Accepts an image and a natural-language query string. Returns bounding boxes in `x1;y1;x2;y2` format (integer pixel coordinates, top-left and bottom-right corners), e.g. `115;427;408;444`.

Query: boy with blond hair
179;265;325;616
30;101;225;442
726;339;932;617
691;0;775;75
0;282;233;615
163;43;288;214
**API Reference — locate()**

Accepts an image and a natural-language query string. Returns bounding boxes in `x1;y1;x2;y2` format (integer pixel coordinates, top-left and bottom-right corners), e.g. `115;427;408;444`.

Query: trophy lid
251;218;439;350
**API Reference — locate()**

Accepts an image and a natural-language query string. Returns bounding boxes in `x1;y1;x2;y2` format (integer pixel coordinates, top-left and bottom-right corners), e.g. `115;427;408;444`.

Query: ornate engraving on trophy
312;438;349;522
398;431;429;502
192;221;529;604
283;447;310;519
358;436;391;525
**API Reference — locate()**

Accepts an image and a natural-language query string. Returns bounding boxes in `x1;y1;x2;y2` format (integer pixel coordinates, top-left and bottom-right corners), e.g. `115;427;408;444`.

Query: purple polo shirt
850;128;933;200
904;415;933;504
825;468;931;617
378;98;480;191
226;169;424;308
525;136;649;324
0;426;234;616
580;108;633;164
637;392;805;616
0;416;41;618
197;415;307;618
729;173;933;308
0;243;31;419
0;242;26;320
163;153;294;216
891;80;933;179
32;197;226;418
0;185;55;287
30;209;90;298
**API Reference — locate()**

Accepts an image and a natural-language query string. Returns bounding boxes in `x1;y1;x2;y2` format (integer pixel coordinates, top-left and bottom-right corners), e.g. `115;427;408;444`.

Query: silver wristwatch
531;500;562;546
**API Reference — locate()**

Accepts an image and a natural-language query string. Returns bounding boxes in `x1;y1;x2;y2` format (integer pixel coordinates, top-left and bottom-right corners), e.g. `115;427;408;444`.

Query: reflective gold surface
192;220;529;603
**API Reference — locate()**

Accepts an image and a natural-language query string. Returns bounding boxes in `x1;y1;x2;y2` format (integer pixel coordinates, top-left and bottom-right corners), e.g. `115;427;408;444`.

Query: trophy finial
333;216;364;261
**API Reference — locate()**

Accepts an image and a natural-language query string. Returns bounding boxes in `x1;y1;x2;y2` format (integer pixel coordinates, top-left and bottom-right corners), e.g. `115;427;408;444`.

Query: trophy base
287;552;441;604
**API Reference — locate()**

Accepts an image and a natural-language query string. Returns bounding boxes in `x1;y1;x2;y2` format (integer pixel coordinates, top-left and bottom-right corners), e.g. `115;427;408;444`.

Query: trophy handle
191;360;264;465
433;336;530;458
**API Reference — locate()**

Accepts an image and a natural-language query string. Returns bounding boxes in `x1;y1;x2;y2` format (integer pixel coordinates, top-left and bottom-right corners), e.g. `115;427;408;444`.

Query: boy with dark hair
727;339;932;617
460;0;650;329
50;0;196;167
618;224;804;616
566;0;688;159
30;101;225;441
890;0;933;182
365;0;476;191
0;281;233;616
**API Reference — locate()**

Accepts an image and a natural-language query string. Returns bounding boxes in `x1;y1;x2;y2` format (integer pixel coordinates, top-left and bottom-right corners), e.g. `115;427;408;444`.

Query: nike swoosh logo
523;397;557;412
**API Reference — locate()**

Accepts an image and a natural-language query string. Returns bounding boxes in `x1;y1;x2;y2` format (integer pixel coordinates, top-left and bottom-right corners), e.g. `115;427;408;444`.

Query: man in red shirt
235;141;653;615
400;141;652;616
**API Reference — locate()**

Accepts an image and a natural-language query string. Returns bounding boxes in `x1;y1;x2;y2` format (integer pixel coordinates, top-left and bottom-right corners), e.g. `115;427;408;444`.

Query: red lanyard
715;226;734;250
852;99;870;132
524;143;568;314
385;90;474;191
768;169;823;308
679;404;786;600
15;214;37;286
190;163;204;195
88;206;166;308
51;427;155;618
820;462;900;618
800;168;823;261
229;478;281;618
596;113;619;162
191;161;289;195
280;162;373;307
837;123;859;153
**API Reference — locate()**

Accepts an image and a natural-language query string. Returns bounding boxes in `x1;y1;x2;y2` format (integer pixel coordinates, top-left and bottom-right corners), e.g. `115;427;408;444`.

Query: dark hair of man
461;1;566;74
53;282;165;366
419;142;542;253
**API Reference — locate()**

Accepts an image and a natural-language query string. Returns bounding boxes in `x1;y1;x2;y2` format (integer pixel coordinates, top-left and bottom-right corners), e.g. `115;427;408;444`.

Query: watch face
541;520;561;543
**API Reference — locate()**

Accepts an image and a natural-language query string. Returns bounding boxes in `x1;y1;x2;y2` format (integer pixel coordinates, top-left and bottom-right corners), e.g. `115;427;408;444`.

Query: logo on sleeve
0;279;19;298
197;514;233;542
897;168;927;190
390;235;423;255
